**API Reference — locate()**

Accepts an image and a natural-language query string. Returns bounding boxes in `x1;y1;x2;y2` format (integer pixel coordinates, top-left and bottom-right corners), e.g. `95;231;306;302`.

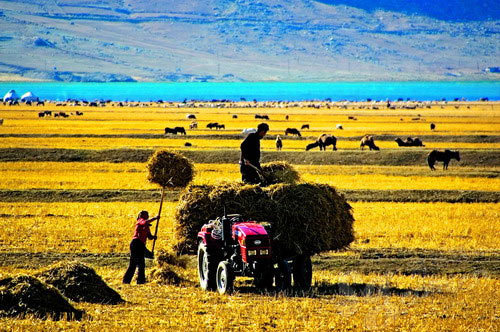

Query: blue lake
1;81;498;102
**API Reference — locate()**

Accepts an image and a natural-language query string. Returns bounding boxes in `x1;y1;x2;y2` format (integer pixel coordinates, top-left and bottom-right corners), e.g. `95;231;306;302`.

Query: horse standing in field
427;150;460;170
285;128;301;137
306;134;337;151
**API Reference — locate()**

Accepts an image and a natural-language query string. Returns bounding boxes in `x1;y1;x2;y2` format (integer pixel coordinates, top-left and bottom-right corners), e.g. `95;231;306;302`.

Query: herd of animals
161;113;459;171
15;106;460;171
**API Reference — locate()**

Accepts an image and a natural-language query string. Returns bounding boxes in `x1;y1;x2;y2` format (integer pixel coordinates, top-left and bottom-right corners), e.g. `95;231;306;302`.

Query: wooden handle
151;186;165;253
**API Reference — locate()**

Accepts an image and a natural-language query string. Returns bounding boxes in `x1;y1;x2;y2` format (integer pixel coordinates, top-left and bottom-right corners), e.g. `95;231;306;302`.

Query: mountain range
0;0;498;82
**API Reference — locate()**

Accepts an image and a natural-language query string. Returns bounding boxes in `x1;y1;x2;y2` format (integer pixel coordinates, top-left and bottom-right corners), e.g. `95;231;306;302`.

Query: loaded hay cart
197;213;312;294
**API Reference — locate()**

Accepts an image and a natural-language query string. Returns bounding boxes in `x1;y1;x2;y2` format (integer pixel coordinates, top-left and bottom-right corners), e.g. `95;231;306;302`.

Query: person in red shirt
123;210;159;284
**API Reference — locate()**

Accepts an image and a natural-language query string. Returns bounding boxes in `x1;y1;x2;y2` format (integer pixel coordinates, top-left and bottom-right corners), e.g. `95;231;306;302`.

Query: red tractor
197;214;312;294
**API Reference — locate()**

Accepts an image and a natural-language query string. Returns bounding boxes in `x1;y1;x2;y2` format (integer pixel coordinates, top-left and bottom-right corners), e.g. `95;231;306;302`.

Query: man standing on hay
240;122;269;184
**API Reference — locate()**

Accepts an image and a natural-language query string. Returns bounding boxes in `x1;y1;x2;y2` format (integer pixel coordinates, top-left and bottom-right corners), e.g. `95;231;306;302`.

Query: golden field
0;102;498;331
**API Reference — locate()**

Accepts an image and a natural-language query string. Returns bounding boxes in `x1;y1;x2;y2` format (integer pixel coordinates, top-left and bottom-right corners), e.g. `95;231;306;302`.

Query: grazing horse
285;128;301;137
360;135;379;150
427;150;460;170
276;135;283;150
306;134;337;151
174;126;186;135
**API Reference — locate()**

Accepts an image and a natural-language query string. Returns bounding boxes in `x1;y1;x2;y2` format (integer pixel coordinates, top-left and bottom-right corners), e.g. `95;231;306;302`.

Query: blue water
1;81;498;102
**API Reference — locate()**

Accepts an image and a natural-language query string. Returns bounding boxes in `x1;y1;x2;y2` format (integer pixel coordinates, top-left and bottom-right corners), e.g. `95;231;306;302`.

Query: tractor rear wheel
197;242;217;291
216;261;234;294
293;255;312;288
274;260;291;291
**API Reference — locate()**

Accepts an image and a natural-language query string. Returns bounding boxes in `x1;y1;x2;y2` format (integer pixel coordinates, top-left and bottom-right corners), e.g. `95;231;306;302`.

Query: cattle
89;102;98;107
255;114;269;120
395;137;425;147
44;111;52;116
206;122;219;129
430;123;436;130
306;134;337;151
348;116;357;120
241;128;257;135
301;124;310;130
189;121;198;129
336;124;343;130
38;112;45;118
174;126;186;135
36;101;45;106
164;127;177;135
54;113;59;118
285;115;289;120
232;114;238;119
360;135;379;150
184;142;192;147
215;124;225;130
0;119;3;125
25;101;32;106
186;114;196;119
276;135;283;151
58;112;69;118
76;111;84;116
427;150;460;170
285;128;301;137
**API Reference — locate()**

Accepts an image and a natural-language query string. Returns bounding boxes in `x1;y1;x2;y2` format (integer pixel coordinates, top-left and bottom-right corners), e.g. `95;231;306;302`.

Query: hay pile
147;150;194;188
149;250;187;285
174;183;354;257
36;261;123;304
261;161;300;185
0;275;83;320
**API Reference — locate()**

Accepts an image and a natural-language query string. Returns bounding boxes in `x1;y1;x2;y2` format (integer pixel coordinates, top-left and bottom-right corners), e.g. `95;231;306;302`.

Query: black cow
38;112;45;118
174;126;186;135
215;124;225;130
430;123;436;130
164;127;177;135
301;124;310;130
206;122;218;129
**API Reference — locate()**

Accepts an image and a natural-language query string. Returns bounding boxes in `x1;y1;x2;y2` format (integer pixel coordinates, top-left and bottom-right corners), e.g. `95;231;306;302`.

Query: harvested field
0;102;498;330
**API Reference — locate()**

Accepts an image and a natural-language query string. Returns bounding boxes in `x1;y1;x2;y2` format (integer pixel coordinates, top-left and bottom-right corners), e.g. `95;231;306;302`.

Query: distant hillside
317;0;500;21
0;0;498;82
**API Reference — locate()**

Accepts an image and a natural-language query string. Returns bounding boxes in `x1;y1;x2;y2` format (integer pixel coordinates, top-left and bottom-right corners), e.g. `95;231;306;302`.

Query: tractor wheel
254;263;273;290
293;255;312;288
197;242;217;291
274;260;291;291
216;261;234;295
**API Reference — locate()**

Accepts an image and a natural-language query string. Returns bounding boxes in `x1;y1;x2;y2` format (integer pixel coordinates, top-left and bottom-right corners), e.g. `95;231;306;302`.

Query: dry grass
0;162;497;191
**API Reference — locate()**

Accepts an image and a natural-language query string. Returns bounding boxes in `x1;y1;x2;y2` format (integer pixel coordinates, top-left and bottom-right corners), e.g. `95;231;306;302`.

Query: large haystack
174;183;354;257
0;275;83;320
36;261;123;304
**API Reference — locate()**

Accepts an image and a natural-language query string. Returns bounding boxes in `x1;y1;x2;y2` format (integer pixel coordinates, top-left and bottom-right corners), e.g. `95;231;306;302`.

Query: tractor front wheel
216;261;234;294
197;242;217;291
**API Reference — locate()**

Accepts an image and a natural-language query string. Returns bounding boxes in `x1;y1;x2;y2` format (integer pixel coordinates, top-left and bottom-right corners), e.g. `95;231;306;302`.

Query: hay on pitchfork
147;149;194;188
0;275;83;320
36;261;124;305
260;161;300;185
173;182;354;257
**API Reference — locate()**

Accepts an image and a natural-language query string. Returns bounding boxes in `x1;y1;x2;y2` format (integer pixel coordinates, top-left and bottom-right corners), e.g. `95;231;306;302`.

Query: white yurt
20;91;39;102
3;90;20;101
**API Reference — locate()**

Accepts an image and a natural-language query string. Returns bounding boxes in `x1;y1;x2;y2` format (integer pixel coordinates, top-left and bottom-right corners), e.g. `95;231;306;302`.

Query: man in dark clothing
240;123;269;184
